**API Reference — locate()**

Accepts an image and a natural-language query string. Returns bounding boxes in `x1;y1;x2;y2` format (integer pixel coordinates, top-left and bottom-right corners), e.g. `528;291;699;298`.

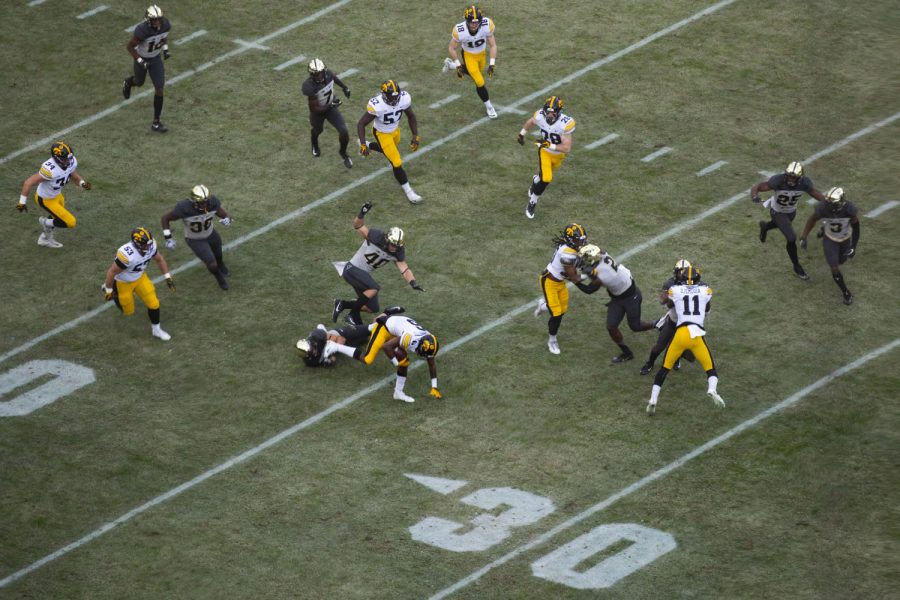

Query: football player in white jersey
357;80;423;204
122;5;172;132
576;245;656;363
646;262;724;415
330;309;441;403
17;141;91;249
798;187;861;305
517;96;576;219
160;184;233;290
444;5;498;119
533;223;588;354
332;203;424;326
102;227;176;341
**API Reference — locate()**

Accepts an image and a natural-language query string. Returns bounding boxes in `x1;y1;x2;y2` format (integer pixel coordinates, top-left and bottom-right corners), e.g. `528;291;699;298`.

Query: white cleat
708;390;726;408
151;326;172;341
486;104;498;119
39;216;53;234
37;234;63;248
533;299;548;317
441;57;453;73
393;390;415;403
406;189;423;204
646;400;657;416
525;199;537;219
547;339;560;355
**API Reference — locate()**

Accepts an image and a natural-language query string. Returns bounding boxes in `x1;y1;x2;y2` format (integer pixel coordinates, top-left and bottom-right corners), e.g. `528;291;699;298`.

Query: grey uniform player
332;203;424;326
302;58;352;168
161;185;232;290
799;187;861;305
575;244;655;363
751;161;827;280
122;5;172;132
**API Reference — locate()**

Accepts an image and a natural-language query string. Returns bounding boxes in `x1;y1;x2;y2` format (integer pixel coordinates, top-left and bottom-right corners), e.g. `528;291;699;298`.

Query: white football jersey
36;157;78;199
588;252;633;296
384;316;430;351
366;91;412;133
451;17;495;54
114;240;158;283
545;245;580;280
533;110;576;155
668;283;713;329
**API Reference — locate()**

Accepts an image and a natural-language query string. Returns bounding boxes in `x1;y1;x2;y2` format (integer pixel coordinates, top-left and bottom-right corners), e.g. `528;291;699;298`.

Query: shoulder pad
39;165;54;178
486;18;495;33
563;118;576;132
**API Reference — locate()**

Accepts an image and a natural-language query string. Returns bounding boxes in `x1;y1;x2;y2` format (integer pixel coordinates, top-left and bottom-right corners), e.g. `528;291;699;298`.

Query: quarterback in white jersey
576;245;656;363
330;309;441;403
102;227;176;341
357;80;423;203
646;262;724;416
17;141;91;249
518;96;576;219
445;5;498;118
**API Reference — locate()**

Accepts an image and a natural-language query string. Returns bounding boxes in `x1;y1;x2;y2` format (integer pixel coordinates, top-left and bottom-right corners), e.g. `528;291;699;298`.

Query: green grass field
1;0;898;598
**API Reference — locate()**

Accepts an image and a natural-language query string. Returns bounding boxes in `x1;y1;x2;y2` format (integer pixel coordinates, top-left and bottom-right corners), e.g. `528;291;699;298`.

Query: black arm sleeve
851;221;860;248
575;281;602;294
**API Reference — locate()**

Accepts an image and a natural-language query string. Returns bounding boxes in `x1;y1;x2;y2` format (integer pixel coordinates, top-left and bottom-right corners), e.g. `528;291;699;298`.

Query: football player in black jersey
122;5;172;132
798;187;861;305
296;323;370;367
750;161;827;280
301;58;353;168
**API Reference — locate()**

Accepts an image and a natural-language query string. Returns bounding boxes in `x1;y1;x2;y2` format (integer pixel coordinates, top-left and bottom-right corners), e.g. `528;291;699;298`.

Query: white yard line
27;0;47;6
428;337;900;600
641;146;673;162
865;200;898;218
232;39;270;51
336;68;359;79
174;30;207;46
1;109;896;587
585;133;619;149
429;94;461;109
758;170;776;178
123;21;142;33
1;0;355;166
696;159;727;176
274;54;306;71
76;5;108;19
493;103;527;115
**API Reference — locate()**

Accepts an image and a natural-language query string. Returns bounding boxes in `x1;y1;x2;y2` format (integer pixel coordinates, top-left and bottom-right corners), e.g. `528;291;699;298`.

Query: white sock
650;384;661;403
333;343;356;358
548;335;557;344
532;175;540;185
707;375;719;394
395;375;407;394
529;192;539;203
485;100;494;108
401;182;413;193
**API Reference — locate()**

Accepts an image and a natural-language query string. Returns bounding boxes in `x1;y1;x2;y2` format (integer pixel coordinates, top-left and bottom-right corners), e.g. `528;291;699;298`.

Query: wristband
391;357;400;367
163;228;172;239
489;58;496;66
519;128;527;136
162;44;169;51
164;273;172;280
80;180;88;189
431;378;438;388
549;143;557;151
452;60;461;68
19;194;27;205
136;57;144;65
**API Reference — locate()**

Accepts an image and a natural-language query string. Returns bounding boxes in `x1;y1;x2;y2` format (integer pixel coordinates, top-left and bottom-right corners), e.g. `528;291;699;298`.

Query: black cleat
219;264;230;277
312;140;321;157
217;278;229;290
151;120;168;133
122;78;133;100
525;199;537;219
640;361;653;376
384;305;405;315
331;299;344;323
344;312;362;326
793;264;810;280
341;153;353;169
758;220;768;243
612;352;634;364
673;359;681;371
842;290;853;305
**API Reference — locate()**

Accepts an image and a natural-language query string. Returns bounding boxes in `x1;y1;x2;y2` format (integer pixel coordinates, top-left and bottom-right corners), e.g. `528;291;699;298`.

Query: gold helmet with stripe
464;5;484;33
131;227;154;255
578;244;603;265
542;96;564;124
145;5;163;21
825;186;846;211
190;184;210;212
386;227;404;247
380;80;401;106
785;161;804;186
308;58;327;83
50;141;73;169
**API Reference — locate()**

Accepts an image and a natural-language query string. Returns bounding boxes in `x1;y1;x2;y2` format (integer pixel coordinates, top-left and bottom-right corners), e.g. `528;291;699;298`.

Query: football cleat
784;161;804;186
842;290;853;305
640;362;653;376
386;227;404;247
311;139;321;157
383;305;405;316
131;227;154;254
37;234;63;248
542;96;564;125
533;299;547;317
758;221;768;243
381;80;401;106
307;58;327;83
646;400;657;416
441;57;454;73
50;141;73;169
331;299;344;323
393;390;415;403
793;263;810;280
673;359;682;371
405;189;422;204
151;120;168;133
344;312;362;326
464;5;484;33
341;153;353;169
708;390;726;408
563;222;587;249
547;338;560;354
525;199;537;219
122;78;133;100
39;216;54;235
612;352;634;364
486;104;497;119
151;325;171;341
145;5;163;21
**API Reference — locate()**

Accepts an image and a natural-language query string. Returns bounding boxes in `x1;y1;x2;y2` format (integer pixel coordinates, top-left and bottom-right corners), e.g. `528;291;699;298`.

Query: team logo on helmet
578;244;602;265
145;5;163;20
386;227;405;247
381;80;401;106
464;5;484;33
190;184;210;212
563;222;587;249
411;333;438;358
131;227;154;254
50;141;73;169
308;58;327;83
543;96;564;125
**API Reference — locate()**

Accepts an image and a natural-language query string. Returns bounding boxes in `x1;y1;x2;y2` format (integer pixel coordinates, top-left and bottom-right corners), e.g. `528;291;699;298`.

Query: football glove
165;276;176;292
409;135;421;152
751;195;761;203
79;180;92;190
359;143;370;157
165;238;176;249
162;45;171;60
844;247;856;260
487;64;495;79
16;197;28;212
517;133;525;146
136;57;149;70
358;202;372;218
101;284;114;301
220;216;232;226
429;387;443;399
342;86;351;98
535;140;551;149
331;98;343;107
410;280;425;292
456;65;465;78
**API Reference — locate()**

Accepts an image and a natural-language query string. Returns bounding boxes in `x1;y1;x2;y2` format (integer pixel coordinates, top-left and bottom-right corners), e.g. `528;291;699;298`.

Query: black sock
832;272;849;293
786;241;800;266
392;166;408;185
531;180;549;196
646;349;660;365
338;132;349;156
153;95;164;121
476;86;489;102
618;343;632;355
148;307;161;325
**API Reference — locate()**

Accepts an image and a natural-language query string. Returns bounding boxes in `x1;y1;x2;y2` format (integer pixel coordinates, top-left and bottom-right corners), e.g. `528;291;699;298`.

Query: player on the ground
357;80;423;204
102;227;176;341
160;184;233;290
798;187;861;306
533;223;587;354
16;141;91;249
329;308;441;403
296;322;371;367
122;5;172;132
443;5;498;119
518;96;575;219
332;203;424;326
750;161;827;280
646;262;724;416
302;58;353;168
